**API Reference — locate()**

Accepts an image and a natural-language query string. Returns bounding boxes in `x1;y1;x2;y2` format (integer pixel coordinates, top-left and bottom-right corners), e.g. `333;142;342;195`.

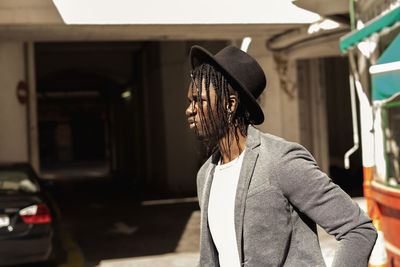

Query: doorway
297;56;363;196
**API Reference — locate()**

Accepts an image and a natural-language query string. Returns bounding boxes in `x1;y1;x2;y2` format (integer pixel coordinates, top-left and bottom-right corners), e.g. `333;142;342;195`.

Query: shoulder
250;127;319;190
251;127;314;164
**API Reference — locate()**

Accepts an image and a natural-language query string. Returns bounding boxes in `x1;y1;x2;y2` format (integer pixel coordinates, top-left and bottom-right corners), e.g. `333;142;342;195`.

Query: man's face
185;79;217;139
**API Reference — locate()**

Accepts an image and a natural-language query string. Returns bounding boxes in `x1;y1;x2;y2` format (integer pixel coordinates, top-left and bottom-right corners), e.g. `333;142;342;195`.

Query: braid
191;63;251;158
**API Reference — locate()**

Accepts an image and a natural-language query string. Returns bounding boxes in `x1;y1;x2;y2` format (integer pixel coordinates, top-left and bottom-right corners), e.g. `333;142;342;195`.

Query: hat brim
190;45;264;125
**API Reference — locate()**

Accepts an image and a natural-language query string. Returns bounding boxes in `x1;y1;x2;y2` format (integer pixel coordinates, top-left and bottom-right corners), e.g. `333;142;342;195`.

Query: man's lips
188;119;196;129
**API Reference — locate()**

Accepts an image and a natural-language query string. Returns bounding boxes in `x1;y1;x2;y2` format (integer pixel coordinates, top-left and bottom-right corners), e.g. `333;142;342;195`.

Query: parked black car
0;163;55;266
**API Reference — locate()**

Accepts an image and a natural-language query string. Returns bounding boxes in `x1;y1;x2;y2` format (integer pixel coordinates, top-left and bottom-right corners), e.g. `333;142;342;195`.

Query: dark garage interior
29;41;229;267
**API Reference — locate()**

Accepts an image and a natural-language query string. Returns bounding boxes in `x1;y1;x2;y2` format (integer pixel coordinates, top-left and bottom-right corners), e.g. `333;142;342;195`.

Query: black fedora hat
190;45;266;125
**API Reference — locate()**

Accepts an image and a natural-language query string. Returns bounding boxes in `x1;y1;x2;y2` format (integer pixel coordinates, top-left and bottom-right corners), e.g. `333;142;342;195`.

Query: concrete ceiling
52;0;319;25
0;24;306;42
0;0;314;42
293;0;349;16
0;0;348;59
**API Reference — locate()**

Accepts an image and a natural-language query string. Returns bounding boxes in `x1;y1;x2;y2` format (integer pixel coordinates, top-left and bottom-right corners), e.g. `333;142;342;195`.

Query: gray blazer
197;126;377;267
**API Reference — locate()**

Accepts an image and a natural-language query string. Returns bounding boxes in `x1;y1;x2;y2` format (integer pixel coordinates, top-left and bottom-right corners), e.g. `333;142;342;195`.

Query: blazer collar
234;125;261;262
199;161;219;265
246;125;261;150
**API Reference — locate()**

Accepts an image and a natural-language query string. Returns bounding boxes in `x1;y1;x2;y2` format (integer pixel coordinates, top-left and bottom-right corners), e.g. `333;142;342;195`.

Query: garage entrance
35;42;152;188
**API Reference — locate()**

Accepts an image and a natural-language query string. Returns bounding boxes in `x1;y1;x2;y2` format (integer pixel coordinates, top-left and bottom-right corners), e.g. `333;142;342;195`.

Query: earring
228;112;232;124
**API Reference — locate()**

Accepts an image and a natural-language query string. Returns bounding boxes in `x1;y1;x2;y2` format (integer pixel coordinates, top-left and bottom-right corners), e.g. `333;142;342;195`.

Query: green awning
377;32;400;64
371;33;400;101
340;7;400;53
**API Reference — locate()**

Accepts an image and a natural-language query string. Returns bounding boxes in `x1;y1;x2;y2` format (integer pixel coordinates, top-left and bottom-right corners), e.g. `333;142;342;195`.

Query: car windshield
0;171;39;193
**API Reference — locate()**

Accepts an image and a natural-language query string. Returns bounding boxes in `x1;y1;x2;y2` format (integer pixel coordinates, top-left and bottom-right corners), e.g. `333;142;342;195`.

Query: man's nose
186;102;196;117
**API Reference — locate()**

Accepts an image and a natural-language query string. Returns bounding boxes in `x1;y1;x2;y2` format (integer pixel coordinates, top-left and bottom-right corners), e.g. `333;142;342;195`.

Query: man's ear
227;94;238;113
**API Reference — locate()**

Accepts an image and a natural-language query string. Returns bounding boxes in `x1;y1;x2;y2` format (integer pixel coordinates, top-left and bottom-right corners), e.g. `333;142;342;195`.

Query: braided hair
190;63;252;159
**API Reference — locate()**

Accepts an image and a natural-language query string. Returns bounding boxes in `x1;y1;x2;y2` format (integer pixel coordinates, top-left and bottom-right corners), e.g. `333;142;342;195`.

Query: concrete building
0;0;360;195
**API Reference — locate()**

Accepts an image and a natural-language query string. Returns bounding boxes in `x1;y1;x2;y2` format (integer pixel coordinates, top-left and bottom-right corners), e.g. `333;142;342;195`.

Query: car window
0;171;39;193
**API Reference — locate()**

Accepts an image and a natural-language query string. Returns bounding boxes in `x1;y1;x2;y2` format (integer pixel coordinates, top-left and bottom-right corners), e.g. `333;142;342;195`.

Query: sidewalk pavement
97;253;199;267
95;197;366;267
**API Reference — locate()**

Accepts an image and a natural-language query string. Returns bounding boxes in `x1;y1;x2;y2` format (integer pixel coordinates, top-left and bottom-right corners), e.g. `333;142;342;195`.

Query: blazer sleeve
275;143;377;267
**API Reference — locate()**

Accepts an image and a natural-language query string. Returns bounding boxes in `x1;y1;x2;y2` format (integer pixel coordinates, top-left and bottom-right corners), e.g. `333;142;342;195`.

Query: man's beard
194;116;229;154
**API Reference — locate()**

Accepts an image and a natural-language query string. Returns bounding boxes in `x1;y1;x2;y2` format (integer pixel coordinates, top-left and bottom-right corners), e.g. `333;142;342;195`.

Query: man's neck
218;129;247;165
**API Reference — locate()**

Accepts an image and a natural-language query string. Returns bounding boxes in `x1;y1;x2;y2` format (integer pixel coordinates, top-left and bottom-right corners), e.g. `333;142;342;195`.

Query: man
185;45;377;267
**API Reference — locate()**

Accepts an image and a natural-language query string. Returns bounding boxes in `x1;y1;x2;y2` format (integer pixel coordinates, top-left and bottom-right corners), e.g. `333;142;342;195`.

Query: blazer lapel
200;163;216;221
234;126;261;263
199;159;218;265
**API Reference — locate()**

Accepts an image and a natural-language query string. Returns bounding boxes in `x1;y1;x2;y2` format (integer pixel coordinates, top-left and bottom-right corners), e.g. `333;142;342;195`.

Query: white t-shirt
207;151;245;267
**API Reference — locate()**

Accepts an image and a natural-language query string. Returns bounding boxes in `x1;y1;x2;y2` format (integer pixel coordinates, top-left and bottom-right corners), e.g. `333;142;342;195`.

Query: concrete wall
159;42;198;193
247;38;300;143
0;42;29;163
297;58;330;173
0;0;62;25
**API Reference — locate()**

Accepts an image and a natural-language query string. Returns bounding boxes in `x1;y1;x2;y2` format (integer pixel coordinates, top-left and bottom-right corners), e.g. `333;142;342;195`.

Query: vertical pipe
348;51;375;217
349;52;374;168
26;42;40;173
344;73;359;169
